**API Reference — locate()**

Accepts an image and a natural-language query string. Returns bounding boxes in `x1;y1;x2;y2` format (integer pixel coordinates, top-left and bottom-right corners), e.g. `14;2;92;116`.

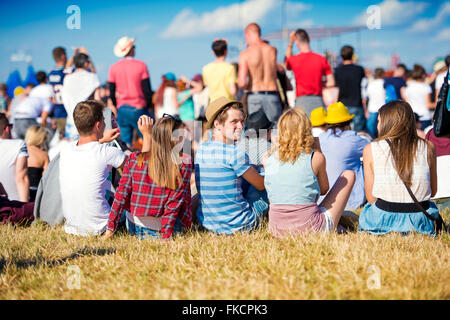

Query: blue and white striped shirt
195;140;254;234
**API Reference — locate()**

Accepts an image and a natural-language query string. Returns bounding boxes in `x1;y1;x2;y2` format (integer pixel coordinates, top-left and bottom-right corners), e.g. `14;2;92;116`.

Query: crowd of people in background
0;23;449;239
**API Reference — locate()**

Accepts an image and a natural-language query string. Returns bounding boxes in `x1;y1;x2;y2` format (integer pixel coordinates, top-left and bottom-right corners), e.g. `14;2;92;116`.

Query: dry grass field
0;208;449;300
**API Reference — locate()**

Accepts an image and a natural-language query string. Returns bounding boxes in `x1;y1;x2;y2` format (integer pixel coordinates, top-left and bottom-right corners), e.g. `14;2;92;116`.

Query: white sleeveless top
372;140;431;202
157;87;178;118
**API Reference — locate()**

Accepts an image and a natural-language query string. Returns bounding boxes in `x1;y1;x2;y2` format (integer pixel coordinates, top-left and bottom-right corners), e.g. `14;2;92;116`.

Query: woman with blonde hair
103;114;193;240
263;107;355;237
24;125;49;201
359;100;441;235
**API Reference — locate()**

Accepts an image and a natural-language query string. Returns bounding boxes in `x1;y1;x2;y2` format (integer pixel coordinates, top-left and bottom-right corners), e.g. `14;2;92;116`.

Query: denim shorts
247;93;282;129
126;216;183;240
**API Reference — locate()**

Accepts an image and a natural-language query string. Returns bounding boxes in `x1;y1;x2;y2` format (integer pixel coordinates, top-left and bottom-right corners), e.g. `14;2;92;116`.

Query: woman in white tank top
359;100;440;236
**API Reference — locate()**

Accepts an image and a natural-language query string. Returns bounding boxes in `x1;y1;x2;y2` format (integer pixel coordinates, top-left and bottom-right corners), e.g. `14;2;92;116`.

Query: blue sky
1;0;449;89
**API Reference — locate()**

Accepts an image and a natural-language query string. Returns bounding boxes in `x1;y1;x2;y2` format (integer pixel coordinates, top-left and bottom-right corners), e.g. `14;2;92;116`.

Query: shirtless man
238;23;282;130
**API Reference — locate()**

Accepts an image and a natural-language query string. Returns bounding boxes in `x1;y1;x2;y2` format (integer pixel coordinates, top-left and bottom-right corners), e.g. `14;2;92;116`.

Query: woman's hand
138;115;154;137
138;115;154;152
100;230;114;241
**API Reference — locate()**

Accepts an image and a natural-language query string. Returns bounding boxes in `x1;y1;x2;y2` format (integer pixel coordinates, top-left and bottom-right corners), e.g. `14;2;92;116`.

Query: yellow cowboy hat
325;102;354;124
310;107;327;126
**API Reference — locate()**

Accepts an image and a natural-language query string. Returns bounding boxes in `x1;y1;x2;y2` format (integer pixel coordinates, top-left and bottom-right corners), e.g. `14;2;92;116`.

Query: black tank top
27;167;43;188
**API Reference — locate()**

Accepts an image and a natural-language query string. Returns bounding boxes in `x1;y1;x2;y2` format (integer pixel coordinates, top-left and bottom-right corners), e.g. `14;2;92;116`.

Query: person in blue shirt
195;97;268;234
384;64;407;103
318;102;369;210
48;47;70;138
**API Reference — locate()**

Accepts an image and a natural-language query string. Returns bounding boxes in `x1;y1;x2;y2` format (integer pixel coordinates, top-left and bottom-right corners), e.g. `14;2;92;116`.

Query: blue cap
164;72;176;81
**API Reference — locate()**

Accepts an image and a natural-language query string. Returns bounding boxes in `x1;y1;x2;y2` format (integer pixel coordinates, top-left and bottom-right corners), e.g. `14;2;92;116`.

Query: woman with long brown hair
103;114;193;239
359;100;439;235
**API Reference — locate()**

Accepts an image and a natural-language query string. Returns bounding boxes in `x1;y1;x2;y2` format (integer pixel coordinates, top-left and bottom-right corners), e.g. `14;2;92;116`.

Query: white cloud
433;27;450;42
10;50;32;63
410;2;450;32
354;0;428;27
160;0;311;38
286;2;312;22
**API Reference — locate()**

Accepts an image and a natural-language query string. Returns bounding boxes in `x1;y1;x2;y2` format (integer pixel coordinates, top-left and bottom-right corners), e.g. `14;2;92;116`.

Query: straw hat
206;97;243;129
433;58;446;73
114;37;135;57
325;102;354;124
310;107;327;126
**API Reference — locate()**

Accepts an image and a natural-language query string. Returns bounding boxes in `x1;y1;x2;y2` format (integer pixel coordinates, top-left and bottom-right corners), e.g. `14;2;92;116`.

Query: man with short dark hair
195;97;268;234
285;29;334;116
59;100;125;236
202;39;237;102
0;113;29;202
48;46;71;138
108;37;153;147
61;52;100;140
334;45;366;131
238;23;282;129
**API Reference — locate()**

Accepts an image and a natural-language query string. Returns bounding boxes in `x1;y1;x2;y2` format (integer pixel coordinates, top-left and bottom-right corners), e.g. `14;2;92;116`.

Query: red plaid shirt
107;152;192;239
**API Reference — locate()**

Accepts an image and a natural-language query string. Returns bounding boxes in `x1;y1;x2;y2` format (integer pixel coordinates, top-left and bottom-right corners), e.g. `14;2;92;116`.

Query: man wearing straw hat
195;97;268;234
108;37;153;147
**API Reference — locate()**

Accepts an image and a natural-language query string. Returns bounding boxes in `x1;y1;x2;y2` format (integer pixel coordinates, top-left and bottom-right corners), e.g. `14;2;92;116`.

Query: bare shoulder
311;150;325;164
239;48;250;59
363;143;373;161
269;44;277;54
311;150;325;176
363;142;372;153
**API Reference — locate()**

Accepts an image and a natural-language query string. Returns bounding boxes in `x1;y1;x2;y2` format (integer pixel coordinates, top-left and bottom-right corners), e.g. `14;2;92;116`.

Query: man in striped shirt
195;97;268;234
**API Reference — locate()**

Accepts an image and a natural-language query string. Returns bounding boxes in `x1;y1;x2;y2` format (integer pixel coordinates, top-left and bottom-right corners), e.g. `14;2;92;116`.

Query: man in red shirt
108;37;153;147
285;29;334;116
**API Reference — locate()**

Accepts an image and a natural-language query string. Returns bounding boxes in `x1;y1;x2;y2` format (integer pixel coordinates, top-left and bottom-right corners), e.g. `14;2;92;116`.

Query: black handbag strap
385;139;437;222
437;68;450;101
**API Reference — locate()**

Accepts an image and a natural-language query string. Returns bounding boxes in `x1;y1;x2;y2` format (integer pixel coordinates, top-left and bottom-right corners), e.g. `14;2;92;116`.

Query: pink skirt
268;203;327;237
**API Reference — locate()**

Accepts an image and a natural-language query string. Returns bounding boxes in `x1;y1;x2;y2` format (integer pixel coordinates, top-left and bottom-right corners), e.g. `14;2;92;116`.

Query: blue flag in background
23;65;38;87
5;70;23;98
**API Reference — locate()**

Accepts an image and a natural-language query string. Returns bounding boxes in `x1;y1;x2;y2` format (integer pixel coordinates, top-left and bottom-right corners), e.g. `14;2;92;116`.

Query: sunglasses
7;123;13;129
162;113;182;122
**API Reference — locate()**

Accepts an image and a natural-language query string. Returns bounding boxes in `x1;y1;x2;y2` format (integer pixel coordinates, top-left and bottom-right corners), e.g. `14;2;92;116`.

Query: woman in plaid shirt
103;114;193;240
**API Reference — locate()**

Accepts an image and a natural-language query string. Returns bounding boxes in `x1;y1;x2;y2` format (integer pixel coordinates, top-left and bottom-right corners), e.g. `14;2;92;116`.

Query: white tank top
372;139;431;202
157;87;178;118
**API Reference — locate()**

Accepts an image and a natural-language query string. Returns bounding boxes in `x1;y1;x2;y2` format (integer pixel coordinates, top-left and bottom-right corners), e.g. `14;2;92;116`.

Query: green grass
0;208;449;300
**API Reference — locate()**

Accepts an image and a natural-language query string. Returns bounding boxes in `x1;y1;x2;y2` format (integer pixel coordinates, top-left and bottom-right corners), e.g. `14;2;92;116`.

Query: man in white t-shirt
30;71;54;101
61;53;100;140
13;84;53;139
59;100;124;236
0;113;30;202
404;65;434;130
